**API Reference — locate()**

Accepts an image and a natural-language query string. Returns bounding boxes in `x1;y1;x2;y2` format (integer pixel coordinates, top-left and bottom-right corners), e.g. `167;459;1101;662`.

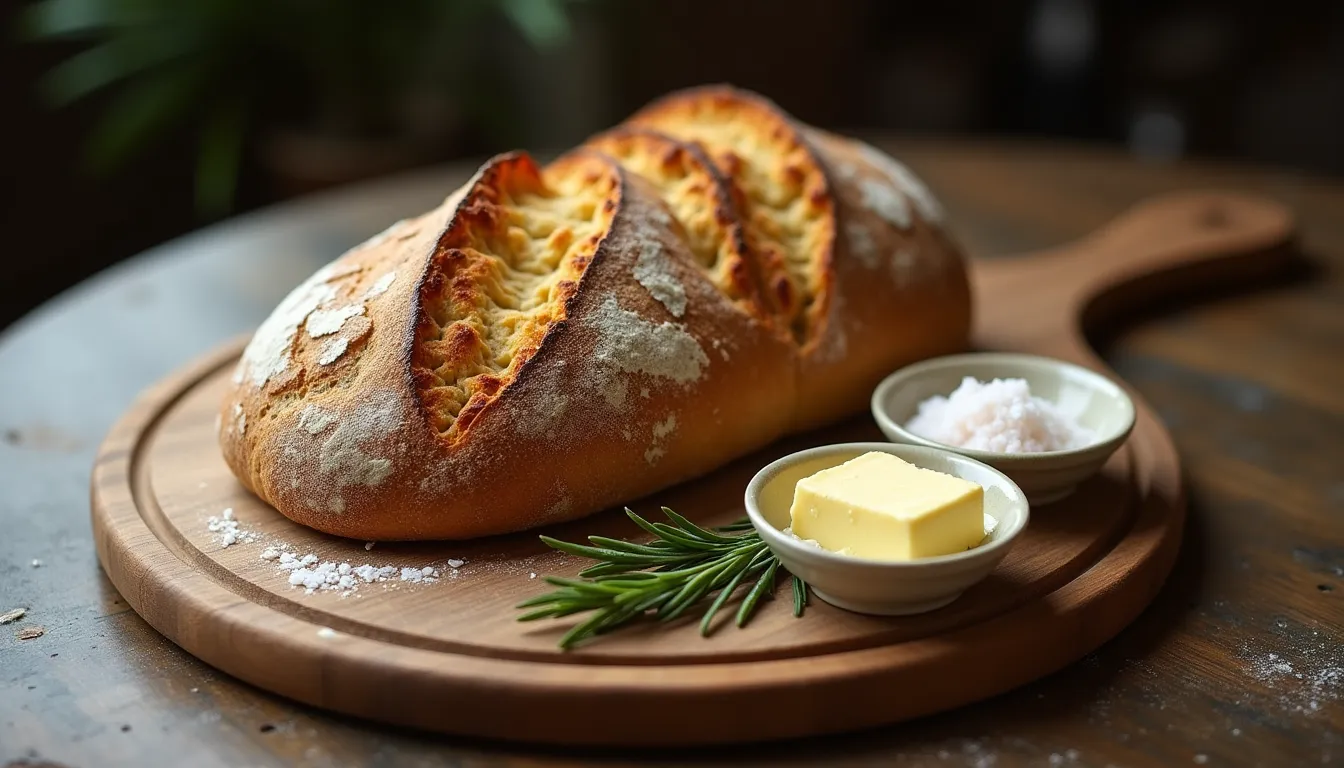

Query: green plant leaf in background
196;100;246;217
501;0;573;49
37;32;190;105
18;0;142;40
21;0;592;216
84;66;200;174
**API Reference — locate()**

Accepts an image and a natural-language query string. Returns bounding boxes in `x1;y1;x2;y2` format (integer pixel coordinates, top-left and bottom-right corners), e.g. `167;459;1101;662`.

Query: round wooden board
91;191;1294;745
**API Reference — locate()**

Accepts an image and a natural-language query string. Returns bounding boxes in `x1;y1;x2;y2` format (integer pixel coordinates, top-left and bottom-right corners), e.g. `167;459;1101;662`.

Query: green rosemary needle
517;507;809;649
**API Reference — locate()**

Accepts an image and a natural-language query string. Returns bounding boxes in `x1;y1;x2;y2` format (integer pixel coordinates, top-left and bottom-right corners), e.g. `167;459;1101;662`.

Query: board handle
972;190;1297;365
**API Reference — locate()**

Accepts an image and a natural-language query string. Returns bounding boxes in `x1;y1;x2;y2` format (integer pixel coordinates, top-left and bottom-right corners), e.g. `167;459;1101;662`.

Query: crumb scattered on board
0;608;27;624
16;626;45;640
30;559;42;568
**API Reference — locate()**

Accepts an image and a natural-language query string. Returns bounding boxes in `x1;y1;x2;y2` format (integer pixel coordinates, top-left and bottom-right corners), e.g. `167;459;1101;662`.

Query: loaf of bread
218;86;972;540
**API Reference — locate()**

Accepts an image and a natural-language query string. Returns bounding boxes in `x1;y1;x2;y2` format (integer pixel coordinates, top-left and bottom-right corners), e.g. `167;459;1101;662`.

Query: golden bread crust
220;150;795;539
219;87;971;540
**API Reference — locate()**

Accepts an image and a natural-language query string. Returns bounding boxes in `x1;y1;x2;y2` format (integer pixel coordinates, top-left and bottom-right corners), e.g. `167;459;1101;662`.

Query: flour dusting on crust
587;294;708;386
313;392;401;512
298;404;338;435
514;362;572;438
364;271;397;299
235;267;343;387
891;247;923;287
858;144;944;223
317;337;350;366
859;178;913;230
644;412;678;465
307;305;365;338
845;220;881;269
632;240;687;317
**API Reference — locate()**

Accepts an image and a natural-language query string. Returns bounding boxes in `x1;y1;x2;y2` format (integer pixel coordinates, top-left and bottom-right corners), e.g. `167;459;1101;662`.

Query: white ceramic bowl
744;442;1029;616
871;353;1136;505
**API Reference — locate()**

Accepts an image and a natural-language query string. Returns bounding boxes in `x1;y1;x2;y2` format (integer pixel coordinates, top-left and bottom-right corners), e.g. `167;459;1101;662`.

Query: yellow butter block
789;452;985;560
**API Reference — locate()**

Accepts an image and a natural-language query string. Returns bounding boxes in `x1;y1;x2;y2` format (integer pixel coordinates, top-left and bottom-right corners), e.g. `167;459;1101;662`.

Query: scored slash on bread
580;128;774;328
219;85;970;541
624;87;834;347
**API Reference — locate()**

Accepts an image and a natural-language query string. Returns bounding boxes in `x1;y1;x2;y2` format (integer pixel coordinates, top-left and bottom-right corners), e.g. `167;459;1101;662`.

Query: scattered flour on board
206;508;259;548
257;544;459;597
632;240;687;317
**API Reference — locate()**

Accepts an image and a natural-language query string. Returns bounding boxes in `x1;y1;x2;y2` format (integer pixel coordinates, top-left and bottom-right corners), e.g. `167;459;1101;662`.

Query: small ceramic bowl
744;442;1029;616
870;353;1136;505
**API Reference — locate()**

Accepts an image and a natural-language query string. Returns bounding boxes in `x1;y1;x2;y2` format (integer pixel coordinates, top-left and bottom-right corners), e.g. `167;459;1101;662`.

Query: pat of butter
788;452;985;560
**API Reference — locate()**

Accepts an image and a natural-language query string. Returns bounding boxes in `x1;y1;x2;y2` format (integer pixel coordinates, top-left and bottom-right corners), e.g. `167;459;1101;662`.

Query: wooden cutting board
91;191;1294;746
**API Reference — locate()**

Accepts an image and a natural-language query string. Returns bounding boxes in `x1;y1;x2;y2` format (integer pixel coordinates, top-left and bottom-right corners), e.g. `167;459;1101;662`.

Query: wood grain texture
84;189;1291;745
4;142;1341;766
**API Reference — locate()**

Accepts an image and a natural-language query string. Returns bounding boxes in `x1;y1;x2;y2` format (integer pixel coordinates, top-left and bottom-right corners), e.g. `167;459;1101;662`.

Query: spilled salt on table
906;376;1092;453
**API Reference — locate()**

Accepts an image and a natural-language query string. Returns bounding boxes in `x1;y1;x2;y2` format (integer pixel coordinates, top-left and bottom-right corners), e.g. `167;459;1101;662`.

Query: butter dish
744;442;1029;616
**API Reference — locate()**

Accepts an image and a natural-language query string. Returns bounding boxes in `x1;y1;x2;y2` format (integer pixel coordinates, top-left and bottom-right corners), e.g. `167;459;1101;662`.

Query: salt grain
268;546;448;597
30;559;42;568
206;509;259;548
906;376;1093;453
447;559;465;569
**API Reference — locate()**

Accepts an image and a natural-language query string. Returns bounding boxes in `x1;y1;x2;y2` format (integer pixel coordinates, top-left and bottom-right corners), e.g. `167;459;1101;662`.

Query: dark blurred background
3;0;1341;333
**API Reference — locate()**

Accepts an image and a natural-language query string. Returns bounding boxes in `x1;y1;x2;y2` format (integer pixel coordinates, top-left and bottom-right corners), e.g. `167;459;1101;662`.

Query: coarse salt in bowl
904;376;1095;454
871;353;1136;505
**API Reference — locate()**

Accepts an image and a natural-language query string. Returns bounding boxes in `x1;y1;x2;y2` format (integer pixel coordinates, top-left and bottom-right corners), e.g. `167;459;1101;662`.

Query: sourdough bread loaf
219;86;971;540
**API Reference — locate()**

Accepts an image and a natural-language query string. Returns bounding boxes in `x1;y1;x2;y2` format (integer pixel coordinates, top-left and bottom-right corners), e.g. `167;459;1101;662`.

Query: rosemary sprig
518;507;809;649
